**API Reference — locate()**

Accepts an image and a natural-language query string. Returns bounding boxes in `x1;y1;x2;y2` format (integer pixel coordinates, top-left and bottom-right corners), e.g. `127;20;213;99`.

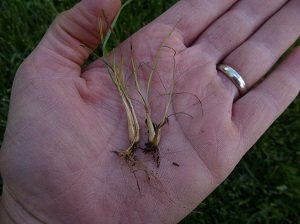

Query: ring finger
220;0;300;91
185;0;300;97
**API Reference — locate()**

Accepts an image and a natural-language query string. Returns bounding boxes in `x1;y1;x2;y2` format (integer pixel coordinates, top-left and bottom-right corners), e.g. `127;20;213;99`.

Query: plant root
143;142;160;168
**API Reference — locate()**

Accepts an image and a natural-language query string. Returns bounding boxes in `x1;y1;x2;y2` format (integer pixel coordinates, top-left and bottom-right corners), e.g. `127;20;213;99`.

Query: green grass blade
146;19;180;100
102;0;134;56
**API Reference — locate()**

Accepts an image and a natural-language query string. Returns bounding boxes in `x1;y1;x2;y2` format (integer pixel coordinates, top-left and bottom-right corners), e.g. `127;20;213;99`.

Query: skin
0;0;299;223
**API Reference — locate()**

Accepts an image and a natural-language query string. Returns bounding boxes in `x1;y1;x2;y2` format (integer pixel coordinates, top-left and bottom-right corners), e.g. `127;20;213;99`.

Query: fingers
155;0;237;46
36;0;121;66
221;0;300;89
232;46;300;157
191;0;288;61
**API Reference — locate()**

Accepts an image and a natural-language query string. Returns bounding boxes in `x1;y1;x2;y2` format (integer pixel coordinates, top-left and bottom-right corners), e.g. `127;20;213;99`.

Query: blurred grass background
0;0;299;223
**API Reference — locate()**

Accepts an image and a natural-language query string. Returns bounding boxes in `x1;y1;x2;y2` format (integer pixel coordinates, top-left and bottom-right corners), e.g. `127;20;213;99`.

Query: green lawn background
0;1;299;223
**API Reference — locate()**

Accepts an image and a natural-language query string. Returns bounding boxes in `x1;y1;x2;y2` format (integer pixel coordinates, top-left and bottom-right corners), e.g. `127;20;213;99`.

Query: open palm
1;0;299;223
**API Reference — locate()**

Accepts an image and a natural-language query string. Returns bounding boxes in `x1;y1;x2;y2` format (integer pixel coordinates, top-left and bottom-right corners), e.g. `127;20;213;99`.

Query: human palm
1;0;300;223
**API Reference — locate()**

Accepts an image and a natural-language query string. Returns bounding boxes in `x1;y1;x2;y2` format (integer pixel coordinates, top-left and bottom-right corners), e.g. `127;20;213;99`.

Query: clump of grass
130;21;179;167
98;0;140;160
96;0;180;169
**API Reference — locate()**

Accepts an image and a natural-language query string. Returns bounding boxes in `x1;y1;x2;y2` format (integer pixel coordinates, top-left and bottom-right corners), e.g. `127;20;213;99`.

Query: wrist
0;200;15;224
0;187;42;224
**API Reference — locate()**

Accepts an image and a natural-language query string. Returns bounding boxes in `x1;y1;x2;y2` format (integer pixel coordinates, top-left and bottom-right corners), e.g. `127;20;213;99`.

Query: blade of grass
101;0;134;56
145;19;181;101
160;46;176;124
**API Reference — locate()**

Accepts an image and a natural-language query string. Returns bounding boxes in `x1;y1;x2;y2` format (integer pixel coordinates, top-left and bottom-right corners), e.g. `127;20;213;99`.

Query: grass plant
131;21;179;167
98;0;140;159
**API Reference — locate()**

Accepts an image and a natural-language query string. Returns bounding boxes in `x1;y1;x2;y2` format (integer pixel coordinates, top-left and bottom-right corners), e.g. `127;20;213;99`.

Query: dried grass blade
146;19;181;100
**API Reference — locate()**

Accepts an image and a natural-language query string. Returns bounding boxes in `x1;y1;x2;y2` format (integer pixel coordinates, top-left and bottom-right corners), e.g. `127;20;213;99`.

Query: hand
0;0;299;223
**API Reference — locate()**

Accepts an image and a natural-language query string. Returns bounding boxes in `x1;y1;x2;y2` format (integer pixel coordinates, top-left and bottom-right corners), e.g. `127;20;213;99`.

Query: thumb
36;0;121;67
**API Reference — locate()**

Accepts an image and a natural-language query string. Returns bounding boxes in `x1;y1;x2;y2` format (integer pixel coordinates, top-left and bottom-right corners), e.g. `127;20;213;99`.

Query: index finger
155;0;237;46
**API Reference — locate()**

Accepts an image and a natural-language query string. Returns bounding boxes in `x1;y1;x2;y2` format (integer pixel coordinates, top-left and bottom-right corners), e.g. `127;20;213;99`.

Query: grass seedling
131;21;180;167
99;0;139;159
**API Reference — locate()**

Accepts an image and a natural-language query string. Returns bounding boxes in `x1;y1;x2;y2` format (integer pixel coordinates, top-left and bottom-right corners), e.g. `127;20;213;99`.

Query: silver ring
217;64;247;95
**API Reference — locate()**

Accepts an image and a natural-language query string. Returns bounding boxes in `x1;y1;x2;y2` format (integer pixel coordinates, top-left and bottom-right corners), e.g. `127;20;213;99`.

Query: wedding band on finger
217;64;247;96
